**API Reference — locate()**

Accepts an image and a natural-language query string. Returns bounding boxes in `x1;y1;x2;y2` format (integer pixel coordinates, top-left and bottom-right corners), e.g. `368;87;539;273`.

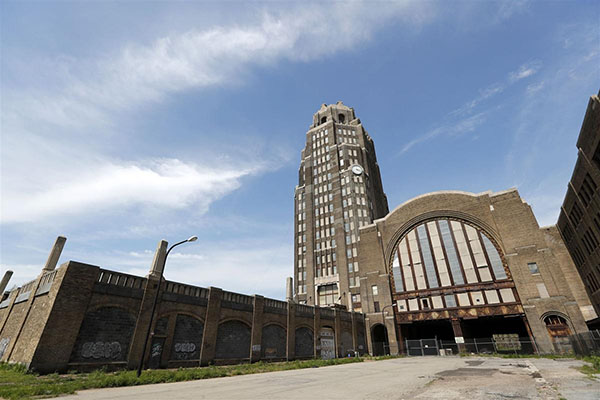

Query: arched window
390;218;515;312
544;315;571;337
338;114;345;123
320;116;327;124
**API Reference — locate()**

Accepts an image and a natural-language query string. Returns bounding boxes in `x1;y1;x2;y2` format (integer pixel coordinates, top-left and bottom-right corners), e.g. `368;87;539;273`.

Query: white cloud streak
1;1;435;227
400;60;541;154
2;158;264;224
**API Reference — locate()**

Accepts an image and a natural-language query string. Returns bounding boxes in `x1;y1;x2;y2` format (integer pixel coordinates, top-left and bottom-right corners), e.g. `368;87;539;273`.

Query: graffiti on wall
0;337;10;358
172;342;197;360
81;342;122;359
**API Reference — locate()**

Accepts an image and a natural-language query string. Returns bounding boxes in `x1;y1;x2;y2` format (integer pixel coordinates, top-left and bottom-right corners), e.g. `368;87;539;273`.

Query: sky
1;0;599;299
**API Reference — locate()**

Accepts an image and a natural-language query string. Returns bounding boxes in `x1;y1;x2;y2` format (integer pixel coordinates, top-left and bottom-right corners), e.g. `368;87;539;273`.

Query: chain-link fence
402;336;537;356
399;330;600;357
570;329;600;356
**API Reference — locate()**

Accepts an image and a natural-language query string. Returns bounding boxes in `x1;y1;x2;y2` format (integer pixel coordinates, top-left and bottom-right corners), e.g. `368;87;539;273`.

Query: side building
356;189;596;355
557;91;600;328
294;102;388;309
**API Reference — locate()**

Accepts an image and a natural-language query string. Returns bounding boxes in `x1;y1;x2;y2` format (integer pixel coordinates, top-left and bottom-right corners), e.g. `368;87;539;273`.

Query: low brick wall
0;262;366;373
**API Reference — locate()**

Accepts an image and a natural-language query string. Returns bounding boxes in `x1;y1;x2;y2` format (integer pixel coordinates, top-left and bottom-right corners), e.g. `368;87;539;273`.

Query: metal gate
320;328;336;360
405;338;439;356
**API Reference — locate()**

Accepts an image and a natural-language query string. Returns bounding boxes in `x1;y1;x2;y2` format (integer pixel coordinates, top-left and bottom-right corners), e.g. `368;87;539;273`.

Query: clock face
351;165;363;175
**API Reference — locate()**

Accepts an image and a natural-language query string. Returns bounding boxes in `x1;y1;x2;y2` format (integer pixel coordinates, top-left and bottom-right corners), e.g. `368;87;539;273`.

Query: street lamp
137;236;198;377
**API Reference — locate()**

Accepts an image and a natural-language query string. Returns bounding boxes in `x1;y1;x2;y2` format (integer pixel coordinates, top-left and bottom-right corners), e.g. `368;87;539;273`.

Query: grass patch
578;355;600;378
0;358;364;399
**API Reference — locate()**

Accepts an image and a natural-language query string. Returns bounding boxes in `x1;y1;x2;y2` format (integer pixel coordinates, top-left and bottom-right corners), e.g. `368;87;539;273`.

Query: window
528;262;539;274
372;285;378;296
373;301;380;312
444;294;457;308
421;298;429;309
348;262;353;272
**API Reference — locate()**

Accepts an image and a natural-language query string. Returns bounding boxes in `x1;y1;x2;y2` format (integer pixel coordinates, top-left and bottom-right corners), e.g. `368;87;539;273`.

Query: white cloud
3;1;435;131
1;158;264;224
401;60;542;154
1;1;434;229
400;112;487;154
509;60;542;83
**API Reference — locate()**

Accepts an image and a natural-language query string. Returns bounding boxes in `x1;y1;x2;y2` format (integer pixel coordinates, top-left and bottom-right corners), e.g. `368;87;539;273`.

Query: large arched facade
356;190;591;355
388;216;530;349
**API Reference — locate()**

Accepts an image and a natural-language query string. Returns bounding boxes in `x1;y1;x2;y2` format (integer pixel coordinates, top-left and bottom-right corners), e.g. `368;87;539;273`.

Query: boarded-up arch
171;314;204;360
215;320;251;359
69;306;136;363
341;331;354;355
295;327;313;358
261;324;286;359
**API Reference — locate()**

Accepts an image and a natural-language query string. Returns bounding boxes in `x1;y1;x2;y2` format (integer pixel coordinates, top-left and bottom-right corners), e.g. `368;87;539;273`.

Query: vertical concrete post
199;287;223;366
451;318;466;353
286;277;294;302
128;240;168;369
334;309;342;358
0;271;13;295
43;236;67;272
347;293;353;311
313;307;321;359
250;295;264;362
149;240;168;279
286;302;296;360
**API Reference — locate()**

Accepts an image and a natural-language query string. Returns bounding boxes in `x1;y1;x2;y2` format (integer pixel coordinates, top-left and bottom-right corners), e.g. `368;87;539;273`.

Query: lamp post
137;236;198;377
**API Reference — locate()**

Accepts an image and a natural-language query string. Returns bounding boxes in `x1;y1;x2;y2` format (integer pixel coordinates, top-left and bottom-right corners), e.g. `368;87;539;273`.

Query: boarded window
215;320;251;359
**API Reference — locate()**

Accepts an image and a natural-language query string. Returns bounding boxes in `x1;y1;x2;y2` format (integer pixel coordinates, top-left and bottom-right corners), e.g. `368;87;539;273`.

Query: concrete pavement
61;356;600;400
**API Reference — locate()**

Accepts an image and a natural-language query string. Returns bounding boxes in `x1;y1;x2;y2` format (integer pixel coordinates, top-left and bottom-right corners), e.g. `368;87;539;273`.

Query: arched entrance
544;315;573;354
371;324;389;356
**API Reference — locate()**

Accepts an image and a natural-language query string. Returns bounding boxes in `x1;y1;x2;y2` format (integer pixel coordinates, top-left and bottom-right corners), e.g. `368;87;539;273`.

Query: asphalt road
61;356;600;400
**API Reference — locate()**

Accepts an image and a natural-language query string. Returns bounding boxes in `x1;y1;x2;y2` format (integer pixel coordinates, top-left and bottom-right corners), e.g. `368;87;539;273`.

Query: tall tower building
293;102;388;309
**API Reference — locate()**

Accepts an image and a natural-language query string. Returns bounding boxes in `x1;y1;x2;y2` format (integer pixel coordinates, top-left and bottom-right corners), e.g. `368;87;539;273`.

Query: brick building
0;239;366;373
293;102;388;308
557;91;600;328
357;189;596;355
293;101;597;356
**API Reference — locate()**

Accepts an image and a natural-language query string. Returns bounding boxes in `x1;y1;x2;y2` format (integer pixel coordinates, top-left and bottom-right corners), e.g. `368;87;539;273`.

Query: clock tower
293;102;388;310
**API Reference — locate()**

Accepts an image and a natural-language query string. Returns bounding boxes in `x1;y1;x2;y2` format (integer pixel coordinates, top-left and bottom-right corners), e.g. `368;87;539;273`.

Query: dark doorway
401;319;454;341
371;324;389;356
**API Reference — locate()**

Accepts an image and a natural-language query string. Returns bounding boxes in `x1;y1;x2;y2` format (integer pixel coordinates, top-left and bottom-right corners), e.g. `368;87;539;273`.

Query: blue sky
1;1;599;299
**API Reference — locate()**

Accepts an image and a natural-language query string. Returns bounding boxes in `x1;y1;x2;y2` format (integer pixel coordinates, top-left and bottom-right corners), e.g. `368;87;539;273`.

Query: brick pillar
451;318;466;353
313;307;321;359
351;312;359;353
250;295;264;362
365;318;374;355
396;323;405;355
286;278;293;302
160;313;178;367
199;287;222;366
149;240;168;279
127;275;161;369
43;236;67;272
334;309;342;358
128;239;168;369
522;315;539;354
0;271;13;295
385;315;399;355
286;302;296;360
